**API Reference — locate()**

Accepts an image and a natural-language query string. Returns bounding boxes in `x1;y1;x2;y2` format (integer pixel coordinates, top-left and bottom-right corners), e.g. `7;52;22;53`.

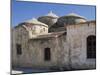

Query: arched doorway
87;35;96;58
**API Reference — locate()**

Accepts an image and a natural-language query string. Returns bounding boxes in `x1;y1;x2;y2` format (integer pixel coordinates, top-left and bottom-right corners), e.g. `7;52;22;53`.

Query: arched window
44;48;51;61
87;35;96;58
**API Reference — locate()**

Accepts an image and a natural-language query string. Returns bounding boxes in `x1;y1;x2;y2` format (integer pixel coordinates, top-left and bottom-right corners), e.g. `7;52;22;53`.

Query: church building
12;11;96;70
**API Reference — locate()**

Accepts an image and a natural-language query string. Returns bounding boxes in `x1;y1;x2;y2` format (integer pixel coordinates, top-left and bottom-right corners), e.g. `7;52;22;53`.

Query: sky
12;0;96;27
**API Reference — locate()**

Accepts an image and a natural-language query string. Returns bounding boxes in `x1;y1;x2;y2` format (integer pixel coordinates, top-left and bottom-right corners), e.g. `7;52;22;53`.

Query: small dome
25;18;48;27
38;11;59;27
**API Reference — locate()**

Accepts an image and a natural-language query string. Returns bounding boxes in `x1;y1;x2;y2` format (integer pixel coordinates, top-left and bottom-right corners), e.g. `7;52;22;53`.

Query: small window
44;48;51;61
87;35;96;58
43;28;45;31
16;44;22;55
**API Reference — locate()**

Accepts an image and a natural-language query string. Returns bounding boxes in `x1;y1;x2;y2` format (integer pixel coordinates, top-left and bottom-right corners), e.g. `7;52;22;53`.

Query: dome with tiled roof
38;11;59;27
49;13;87;32
20;18;49;35
56;13;87;27
25;18;48;27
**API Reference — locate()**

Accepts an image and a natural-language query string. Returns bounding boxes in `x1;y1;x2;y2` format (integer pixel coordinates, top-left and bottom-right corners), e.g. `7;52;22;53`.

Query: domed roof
25;18;48;27
49;13;87;29
38;11;58;27
64;13;86;19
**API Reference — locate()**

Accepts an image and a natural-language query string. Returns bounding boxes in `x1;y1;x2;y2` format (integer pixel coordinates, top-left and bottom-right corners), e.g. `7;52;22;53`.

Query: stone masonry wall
12;26;30;67
28;37;61;68
66;22;96;69
12;21;96;70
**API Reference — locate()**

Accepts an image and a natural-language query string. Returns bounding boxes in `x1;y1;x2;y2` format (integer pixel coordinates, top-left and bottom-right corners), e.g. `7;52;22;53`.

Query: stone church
12;11;96;70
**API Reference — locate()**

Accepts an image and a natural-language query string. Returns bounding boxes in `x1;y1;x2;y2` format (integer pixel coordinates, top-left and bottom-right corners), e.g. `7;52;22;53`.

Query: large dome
49;13;87;32
38;11;59;27
56;13;87;27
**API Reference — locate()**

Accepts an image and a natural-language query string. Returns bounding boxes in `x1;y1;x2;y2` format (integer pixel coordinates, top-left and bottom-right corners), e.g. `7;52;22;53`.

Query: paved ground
11;67;96;74
12;67;57;74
